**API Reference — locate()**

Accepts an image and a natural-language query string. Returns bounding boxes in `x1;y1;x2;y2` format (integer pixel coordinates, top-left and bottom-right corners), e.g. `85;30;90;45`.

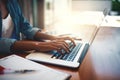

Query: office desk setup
0;26;120;80
41;26;120;80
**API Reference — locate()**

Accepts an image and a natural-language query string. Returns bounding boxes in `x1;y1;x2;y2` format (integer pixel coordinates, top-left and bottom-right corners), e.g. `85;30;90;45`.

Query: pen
0;66;35;74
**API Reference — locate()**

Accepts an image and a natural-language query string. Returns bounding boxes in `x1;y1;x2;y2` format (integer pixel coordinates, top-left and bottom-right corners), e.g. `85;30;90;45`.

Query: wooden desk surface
79;27;120;80
0;27;120;80
42;27;120;80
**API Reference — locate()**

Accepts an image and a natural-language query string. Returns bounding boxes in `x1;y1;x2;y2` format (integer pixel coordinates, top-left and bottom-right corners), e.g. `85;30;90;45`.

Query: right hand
34;40;71;54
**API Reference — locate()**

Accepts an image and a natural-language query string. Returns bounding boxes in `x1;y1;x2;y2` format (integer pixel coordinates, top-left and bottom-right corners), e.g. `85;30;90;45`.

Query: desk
43;27;120;80
40;27;120;80
0;27;120;80
79;27;120;80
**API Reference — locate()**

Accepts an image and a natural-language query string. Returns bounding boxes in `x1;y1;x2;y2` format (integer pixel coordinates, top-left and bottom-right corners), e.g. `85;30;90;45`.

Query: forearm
12;40;38;52
34;31;76;46
34;31;57;41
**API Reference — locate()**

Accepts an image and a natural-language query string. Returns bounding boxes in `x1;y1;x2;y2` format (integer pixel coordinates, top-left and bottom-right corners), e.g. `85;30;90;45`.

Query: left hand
55;36;76;47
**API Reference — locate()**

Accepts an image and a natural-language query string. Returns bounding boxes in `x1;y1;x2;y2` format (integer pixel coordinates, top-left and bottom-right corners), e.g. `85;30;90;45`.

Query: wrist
11;40;39;52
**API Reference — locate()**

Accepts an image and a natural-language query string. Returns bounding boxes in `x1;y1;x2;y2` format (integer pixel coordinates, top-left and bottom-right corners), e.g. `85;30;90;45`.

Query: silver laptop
26;41;89;68
26;9;109;68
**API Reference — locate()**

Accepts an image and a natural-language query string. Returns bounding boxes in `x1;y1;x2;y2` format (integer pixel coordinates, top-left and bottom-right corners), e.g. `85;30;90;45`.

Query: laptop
26;41;89;68
26;9;109;68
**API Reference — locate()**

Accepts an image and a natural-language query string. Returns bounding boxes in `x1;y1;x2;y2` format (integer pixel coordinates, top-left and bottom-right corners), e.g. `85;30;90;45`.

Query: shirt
0;0;40;54
2;14;14;38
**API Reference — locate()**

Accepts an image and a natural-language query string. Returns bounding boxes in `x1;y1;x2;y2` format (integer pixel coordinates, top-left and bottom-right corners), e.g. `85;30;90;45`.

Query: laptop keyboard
51;43;83;61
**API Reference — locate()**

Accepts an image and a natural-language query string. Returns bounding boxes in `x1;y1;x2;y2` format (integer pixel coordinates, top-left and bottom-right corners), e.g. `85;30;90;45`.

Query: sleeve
16;0;41;40
0;38;16;54
19;17;40;40
9;0;41;40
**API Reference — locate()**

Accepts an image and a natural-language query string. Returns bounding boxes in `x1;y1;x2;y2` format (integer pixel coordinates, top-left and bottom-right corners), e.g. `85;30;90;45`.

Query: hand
34;40;71;54
12;36;76;54
55;36;76;47
12;40;70;54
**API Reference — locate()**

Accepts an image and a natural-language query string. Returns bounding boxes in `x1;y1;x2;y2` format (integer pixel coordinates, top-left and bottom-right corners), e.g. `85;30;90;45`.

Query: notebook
26;9;109;68
0;55;71;80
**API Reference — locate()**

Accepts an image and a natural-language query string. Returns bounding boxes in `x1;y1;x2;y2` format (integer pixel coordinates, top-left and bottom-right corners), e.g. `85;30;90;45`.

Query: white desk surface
101;15;120;27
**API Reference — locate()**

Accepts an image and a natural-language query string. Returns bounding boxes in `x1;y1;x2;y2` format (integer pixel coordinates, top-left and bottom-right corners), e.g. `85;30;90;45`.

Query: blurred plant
112;0;120;12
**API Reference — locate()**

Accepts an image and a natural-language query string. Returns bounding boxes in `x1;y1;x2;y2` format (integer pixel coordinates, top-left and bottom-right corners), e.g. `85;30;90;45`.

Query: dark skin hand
12;36;76;54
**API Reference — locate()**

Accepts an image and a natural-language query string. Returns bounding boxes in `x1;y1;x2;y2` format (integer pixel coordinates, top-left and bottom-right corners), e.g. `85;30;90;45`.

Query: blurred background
18;0;120;29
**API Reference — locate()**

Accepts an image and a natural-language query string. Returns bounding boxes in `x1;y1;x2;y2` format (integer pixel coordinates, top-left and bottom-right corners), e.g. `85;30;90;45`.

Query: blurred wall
72;0;112;12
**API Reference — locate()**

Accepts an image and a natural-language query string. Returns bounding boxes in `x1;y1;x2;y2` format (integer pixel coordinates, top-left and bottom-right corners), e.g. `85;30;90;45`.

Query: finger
53;39;70;47
48;46;64;55
51;42;70;53
57;41;70;50
63;37;76;47
54;38;75;51
68;37;76;46
56;47;65;55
